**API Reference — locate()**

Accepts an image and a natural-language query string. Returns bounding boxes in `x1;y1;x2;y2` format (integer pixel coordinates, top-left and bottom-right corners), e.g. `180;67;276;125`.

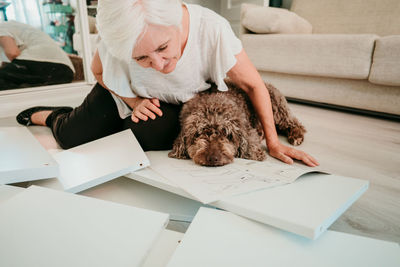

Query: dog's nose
207;154;220;165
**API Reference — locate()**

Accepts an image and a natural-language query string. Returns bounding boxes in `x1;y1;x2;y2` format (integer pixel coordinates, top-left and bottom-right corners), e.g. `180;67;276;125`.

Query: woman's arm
0;36;21;61
91;49;162;122
227;49;319;167
91;49;109;89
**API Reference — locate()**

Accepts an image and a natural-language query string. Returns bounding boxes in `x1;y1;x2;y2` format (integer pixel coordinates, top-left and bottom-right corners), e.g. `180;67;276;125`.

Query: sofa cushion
290;0;400;36
259;71;400;115
242;33;377;79
241;4;312;34
369;36;400;86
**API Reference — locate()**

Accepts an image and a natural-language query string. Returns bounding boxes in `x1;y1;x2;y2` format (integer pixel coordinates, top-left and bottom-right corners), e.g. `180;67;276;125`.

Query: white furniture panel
0;186;169;267
127;151;369;239
0;184;24;203
143;229;184;267
167;208;400;267
53;129;149;193
0;127;58;184
30;176;206;222
215;172;368;239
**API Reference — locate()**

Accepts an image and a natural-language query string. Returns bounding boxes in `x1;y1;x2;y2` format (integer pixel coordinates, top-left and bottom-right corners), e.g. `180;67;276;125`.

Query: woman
17;0;318;167
0;21;74;90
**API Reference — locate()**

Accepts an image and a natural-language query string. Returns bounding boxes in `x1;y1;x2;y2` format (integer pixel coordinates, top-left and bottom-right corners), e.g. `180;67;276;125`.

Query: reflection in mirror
73;0;97;59
0;0;85;92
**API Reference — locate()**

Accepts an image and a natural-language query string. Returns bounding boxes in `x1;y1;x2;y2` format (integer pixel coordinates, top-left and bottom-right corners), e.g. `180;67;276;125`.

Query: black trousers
47;83;182;151
0;59;74;90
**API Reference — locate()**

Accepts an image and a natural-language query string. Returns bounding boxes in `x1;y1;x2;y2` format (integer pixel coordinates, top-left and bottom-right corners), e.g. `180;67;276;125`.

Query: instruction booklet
146;151;327;204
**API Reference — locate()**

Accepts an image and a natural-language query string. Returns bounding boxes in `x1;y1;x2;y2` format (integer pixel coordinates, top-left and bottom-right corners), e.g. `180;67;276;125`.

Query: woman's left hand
268;142;319;167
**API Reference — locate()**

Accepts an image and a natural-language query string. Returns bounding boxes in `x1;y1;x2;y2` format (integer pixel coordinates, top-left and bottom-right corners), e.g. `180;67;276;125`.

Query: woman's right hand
126;96;163;123
91;49;163;122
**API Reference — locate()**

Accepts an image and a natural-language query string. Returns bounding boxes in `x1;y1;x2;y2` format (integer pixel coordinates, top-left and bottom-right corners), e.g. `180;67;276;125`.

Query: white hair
96;0;183;61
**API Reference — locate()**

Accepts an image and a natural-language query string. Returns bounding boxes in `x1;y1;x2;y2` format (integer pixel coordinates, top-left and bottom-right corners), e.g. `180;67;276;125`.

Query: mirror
0;0;92;94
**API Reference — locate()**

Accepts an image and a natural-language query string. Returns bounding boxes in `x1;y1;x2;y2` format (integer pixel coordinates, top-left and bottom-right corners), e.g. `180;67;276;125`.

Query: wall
185;0;220;13
184;0;293;35
282;0;293;9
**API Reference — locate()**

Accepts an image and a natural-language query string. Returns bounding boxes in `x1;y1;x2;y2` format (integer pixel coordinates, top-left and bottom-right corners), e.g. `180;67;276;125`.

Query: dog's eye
227;133;233;140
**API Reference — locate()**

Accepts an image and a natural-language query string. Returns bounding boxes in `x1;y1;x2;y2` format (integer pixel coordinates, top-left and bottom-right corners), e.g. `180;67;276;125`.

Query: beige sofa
240;0;400;118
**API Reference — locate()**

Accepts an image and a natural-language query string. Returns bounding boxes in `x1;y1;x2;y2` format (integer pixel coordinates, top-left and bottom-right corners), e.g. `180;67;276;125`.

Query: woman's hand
268;142;319;167
90;49;162;123
127;96;163;123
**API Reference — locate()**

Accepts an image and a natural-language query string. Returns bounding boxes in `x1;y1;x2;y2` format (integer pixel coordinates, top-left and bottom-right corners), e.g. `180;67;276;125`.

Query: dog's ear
227;122;250;159
235;133;251;158
168;132;190;159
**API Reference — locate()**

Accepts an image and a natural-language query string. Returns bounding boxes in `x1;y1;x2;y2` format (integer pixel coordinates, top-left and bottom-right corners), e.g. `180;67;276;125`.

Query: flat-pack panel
167;208;400;267
143;229;183;267
0;184;24;203
54;129;149;193
127;151;368;239
0;127;58;184
0;186;169;267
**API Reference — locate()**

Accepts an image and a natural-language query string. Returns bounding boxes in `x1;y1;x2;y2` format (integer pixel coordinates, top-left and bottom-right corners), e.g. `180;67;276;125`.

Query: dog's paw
244;146;267;161
168;151;177;158
168;150;189;159
168;150;181;159
287;126;306;146
255;151;267;161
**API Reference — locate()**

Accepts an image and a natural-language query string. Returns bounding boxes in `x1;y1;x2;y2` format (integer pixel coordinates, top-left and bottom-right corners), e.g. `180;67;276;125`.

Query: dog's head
187;126;237;166
169;111;250;166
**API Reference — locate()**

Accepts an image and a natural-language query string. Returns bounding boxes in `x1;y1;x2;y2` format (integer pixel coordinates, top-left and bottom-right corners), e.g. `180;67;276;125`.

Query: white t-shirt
98;3;243;119
0;20;75;72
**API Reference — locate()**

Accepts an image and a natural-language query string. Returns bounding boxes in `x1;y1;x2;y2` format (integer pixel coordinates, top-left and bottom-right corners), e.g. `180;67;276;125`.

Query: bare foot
31;110;52;126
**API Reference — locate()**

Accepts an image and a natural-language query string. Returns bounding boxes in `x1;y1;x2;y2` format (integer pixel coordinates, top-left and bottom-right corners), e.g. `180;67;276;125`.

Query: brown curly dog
168;80;306;166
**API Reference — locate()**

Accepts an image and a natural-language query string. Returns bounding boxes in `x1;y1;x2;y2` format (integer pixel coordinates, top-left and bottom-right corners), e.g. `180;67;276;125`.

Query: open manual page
146;151;328;204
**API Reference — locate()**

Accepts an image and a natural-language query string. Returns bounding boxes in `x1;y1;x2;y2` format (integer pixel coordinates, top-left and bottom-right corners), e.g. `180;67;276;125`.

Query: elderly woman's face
132;24;182;74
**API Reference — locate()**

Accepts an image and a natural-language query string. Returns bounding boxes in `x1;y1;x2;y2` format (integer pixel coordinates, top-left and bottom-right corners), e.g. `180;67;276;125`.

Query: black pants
46;83;182;150
0;59;74;90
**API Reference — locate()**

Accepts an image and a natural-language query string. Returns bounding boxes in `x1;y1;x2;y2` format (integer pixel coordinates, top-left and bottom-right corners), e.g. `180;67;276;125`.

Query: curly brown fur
168;80;306;166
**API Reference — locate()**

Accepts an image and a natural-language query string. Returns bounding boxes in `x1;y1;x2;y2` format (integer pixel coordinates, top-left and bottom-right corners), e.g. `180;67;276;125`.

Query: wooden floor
288;104;400;243
1;103;399;243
